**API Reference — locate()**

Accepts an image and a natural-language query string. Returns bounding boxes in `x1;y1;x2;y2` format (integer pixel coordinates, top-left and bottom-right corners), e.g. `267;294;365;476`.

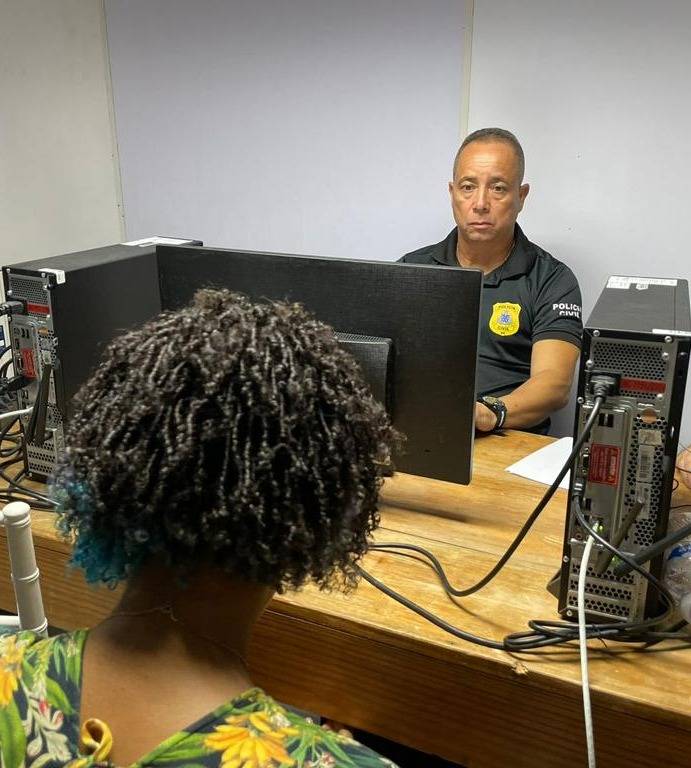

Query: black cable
0;491;55;510
0;431;22;459
573;503;676;614
0;375;30;396
615;518;691;577
356;564;507;650
365;532;679;651
0;299;27;318
359;541;681;652
369;395;606;600
0;466;57;506
25;362;52;446
503;503;676;649
0;359;13;380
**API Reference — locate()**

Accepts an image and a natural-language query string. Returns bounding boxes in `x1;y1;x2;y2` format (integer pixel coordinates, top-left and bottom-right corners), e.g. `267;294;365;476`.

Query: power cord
0;300;27;318
578;535;597;768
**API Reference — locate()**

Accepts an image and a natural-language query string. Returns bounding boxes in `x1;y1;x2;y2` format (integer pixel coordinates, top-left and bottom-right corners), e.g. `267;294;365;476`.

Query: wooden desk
1;432;691;767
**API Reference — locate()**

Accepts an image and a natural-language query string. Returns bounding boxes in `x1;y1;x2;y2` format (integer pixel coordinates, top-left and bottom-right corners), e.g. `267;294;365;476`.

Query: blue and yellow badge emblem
489;302;521;336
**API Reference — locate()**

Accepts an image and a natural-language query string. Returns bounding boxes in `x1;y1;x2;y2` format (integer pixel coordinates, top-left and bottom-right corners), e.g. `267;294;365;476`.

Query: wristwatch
478;396;508;431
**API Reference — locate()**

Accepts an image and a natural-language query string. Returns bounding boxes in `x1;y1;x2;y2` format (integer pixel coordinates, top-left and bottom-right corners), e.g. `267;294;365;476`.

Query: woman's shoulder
0;629;87;768
149;687;399;768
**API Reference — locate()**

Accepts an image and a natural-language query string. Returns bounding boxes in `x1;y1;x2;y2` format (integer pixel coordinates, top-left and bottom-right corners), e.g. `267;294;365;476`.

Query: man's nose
473;188;490;211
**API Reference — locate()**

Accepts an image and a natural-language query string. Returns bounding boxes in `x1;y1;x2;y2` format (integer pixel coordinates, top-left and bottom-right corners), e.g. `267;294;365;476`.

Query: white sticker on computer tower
607;276;678;289
37;268;66;284
124;237;194;247
638;429;662;446
652;328;691;337
634;482;652;519
636;444;655;483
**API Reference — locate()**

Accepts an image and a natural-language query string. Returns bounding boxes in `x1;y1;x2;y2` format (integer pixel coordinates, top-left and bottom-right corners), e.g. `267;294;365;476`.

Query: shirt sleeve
531;262;583;347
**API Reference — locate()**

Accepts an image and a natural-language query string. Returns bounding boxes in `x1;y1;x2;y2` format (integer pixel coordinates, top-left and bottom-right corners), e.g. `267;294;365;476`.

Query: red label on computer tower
21;348;36;378
26;303;49;315
588;443;621;486
620;377;666;393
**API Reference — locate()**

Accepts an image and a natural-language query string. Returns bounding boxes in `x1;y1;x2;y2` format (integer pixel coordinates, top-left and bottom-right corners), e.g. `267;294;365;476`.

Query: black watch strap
479;396;508;431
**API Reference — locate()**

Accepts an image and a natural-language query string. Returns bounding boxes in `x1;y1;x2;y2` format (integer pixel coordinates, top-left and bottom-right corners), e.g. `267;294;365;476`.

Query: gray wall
105;0;466;259
0;0;123;264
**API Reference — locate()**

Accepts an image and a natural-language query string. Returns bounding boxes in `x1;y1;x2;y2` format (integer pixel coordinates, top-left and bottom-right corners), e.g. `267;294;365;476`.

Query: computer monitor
156;245;482;484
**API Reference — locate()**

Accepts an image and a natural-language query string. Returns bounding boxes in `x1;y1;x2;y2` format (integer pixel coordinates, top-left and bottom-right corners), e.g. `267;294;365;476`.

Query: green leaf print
64;644;81;687
0;698;27;768
287;724;356;767
46;677;74;716
20;657;35;693
349;752;399;768
143;731;211;763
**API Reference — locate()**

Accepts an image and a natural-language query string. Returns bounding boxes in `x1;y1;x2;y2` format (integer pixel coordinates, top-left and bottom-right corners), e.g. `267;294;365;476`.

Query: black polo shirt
400;224;583;399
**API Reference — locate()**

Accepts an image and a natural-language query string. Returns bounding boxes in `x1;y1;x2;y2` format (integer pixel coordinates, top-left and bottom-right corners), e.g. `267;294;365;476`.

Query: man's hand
475;401;498;432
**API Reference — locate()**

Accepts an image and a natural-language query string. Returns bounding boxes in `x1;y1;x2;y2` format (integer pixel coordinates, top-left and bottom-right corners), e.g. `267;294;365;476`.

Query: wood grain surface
1;431;690;766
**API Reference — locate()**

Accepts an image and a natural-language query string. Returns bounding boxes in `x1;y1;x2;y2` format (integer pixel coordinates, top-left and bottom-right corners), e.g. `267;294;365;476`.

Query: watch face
483;396;501;406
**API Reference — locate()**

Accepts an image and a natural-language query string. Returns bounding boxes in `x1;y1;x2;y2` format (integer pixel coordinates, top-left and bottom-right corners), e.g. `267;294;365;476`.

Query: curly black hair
52;289;397;591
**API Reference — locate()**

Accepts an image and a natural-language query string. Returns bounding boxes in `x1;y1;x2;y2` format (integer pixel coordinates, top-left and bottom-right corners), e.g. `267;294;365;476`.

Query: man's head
449;127;529;250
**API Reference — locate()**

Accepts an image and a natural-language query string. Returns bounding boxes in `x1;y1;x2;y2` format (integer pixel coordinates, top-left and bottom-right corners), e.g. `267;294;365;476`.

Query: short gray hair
453;127;525;182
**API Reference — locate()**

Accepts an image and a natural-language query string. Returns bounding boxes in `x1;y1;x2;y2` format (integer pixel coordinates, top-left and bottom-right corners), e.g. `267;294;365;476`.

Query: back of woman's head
53;289;396;590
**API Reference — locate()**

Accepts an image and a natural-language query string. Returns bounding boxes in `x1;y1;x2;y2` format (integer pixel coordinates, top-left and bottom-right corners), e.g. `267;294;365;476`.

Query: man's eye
460;184;474;192
492;185;507;194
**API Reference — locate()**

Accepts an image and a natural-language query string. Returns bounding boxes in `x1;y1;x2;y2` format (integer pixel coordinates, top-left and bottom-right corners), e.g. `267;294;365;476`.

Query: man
400;128;582;434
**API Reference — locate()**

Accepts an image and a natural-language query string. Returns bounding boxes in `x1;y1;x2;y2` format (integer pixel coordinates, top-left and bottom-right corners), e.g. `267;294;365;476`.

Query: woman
0;289;398;767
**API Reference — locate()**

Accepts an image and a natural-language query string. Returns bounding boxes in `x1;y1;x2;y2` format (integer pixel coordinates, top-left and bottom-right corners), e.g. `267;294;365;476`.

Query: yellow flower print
0;635;25;707
205;711;299;768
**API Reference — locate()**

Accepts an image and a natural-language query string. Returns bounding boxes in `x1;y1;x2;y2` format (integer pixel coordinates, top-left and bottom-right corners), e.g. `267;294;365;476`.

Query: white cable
0;407;31;423
578;535;597;768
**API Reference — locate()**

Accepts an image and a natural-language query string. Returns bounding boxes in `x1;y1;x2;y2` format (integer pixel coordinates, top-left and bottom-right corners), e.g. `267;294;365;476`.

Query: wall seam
460;0;475;142
100;0;126;240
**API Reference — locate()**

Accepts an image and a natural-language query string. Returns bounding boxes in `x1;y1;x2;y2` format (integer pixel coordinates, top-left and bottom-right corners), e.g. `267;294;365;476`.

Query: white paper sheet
505;436;573;489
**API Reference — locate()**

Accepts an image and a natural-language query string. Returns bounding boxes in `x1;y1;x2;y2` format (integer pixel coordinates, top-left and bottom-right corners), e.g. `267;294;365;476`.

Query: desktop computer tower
2;238;200;479
558;276;690;623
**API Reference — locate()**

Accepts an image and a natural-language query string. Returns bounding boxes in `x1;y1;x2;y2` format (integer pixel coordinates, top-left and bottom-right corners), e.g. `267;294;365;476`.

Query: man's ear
518;183;530;211
448;180;454;199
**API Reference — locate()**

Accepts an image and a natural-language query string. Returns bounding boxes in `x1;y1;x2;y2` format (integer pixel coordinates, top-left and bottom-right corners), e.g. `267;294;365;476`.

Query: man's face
449;140;529;248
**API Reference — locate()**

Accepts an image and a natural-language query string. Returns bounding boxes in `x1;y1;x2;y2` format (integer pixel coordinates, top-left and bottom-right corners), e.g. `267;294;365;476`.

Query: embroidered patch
489;302;521;336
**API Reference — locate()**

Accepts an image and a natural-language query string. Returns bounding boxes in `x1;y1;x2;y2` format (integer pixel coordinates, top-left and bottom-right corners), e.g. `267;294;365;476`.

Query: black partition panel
157;246;481;484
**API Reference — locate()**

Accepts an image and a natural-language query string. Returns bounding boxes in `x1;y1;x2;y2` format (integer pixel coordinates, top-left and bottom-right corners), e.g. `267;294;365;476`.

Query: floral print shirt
0;630;398;768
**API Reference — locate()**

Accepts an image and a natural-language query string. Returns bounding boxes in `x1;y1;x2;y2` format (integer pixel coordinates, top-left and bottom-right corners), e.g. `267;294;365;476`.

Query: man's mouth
469;222;492;228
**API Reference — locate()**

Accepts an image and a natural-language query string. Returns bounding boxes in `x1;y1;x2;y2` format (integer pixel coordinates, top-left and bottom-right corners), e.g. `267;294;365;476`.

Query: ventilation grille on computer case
591;340;667;398
567;561;643;621
8;276;48;305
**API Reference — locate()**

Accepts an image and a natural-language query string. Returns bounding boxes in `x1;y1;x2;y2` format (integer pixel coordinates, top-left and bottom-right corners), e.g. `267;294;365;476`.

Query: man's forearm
502;371;572;429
